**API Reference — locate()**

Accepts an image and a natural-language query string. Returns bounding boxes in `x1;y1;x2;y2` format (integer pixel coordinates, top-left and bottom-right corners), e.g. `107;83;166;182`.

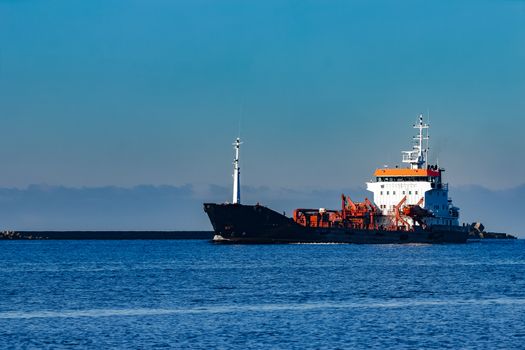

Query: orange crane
393;196;411;230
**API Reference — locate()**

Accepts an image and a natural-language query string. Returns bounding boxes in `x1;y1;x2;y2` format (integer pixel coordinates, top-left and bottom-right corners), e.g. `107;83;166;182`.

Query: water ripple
2;298;525;319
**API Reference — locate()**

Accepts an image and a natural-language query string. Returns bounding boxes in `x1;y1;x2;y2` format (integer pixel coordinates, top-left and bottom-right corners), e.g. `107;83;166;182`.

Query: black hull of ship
203;203;469;244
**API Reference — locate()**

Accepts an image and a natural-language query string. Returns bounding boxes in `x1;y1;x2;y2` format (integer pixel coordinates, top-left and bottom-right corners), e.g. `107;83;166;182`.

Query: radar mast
402;114;429;169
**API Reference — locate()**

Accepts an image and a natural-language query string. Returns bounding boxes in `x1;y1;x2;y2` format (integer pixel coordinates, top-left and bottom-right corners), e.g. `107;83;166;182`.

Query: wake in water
3;298;525;319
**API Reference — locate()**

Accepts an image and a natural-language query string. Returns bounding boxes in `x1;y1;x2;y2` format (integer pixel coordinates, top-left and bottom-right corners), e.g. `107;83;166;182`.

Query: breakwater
0;231;213;240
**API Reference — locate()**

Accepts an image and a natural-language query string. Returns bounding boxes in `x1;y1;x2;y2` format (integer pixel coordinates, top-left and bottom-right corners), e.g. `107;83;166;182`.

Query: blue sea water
0;240;524;349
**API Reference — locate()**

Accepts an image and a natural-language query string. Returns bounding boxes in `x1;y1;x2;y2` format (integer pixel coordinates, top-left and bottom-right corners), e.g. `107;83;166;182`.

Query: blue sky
1;0;524;192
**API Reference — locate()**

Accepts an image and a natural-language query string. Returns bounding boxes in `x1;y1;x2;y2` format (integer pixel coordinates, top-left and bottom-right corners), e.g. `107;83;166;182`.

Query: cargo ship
204;116;471;243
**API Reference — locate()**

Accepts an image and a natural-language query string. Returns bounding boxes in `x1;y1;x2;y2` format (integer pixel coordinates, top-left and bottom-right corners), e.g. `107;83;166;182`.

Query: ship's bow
203;203;299;243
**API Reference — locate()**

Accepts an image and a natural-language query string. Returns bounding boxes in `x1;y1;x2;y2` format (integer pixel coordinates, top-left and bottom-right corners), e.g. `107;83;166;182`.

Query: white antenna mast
232;137;242;204
402;114;430;169
238;103;243;139
426;109;431;165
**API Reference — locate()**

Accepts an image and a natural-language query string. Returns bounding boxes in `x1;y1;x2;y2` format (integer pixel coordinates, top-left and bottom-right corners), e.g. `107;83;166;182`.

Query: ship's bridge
374;167;444;188
374;168;440;178
374;167;441;181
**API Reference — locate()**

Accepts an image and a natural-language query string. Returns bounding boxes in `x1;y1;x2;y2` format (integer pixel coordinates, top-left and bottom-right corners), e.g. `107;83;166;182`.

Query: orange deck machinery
292;194;381;229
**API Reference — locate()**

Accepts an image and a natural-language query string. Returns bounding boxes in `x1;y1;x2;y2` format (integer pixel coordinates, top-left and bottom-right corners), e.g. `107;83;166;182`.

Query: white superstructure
366;115;459;227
